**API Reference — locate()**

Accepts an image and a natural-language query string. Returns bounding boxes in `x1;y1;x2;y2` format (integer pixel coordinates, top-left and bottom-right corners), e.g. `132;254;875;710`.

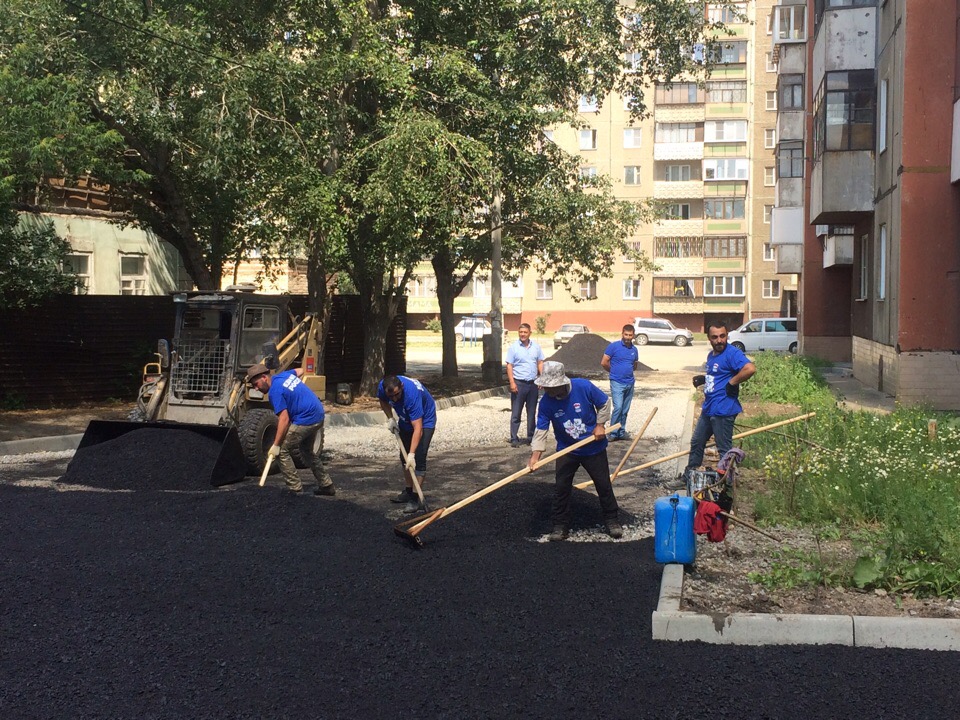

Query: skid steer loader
77;289;326;485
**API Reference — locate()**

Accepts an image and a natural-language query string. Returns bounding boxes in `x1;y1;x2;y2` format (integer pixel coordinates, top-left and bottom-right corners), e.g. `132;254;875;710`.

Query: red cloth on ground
694;500;728;542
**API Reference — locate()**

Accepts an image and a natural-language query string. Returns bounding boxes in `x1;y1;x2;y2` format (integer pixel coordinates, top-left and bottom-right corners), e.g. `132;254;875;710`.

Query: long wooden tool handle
408;423;621;533
719;510;781;542
391;425;425;506
259;454;274;487
573;408;657;491
614;411;817;480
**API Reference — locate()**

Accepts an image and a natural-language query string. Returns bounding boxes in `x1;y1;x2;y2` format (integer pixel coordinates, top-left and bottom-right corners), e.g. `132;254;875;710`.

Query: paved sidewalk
820;364;896;414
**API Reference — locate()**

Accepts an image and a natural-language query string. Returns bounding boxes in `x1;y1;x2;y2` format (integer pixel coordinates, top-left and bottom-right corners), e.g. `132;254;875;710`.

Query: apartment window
655;83;703;104
655;122;698;143
409;275;436;297
765;91;777;111
580;280;597;299
656;237;704;258
703;275;745;296
543;129;555;143
623;94;636;112
774;5;806;41
762;279;782;299
878;224;887;300
623;128;642;148
763;205;773;224
766;11;774;34
704;158;748;180
704;120;747;142
764;166;776;186
625;51;643;71
473;275;489;298
120;255;146;295
579;129;598;150
709;41;747;64
815;0;874;32
763;243;775;261
654;277;700;298
777;141;804;178
707;81;747;103
666;203;692;219
664;164;692;182
624;166;641;185
878;79;888;153
779;74;804;110
704;198;745;219
579;166;597;181
813;70;876;157
704;236;746;258
579;94;598;112
766;52;778;73
536;279;553;300
859;235;869;299
764;129;777;149
63;252;91;294
622;278;643;300
707;3;745;23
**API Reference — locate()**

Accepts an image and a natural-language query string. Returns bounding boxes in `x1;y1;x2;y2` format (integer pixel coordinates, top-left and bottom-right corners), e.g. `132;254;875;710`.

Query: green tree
0;205;77;309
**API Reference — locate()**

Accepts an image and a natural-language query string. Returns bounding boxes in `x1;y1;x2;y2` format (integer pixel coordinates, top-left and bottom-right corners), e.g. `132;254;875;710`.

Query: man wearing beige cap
528;361;622;541
246;363;335;496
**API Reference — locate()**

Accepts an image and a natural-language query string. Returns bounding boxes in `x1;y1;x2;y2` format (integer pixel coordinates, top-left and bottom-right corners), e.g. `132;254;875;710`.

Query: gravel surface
2;379;959;718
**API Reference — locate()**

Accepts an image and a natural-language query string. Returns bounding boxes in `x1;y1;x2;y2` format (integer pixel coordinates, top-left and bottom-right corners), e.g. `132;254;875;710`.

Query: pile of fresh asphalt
59;428;227;491
2;459;957;719
551;333;654;378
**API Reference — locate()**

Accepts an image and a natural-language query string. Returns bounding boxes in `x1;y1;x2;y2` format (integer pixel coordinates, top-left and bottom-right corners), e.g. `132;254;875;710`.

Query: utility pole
487;188;503;381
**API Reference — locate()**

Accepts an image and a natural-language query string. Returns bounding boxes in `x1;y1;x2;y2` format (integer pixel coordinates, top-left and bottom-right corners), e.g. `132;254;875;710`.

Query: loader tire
238;409;279;476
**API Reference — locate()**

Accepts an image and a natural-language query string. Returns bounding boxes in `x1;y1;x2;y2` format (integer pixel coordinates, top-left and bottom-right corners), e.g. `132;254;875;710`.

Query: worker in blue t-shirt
600;324;640;441
247;363;334;496
377;375;437;513
528;361;623;541
686;319;756;475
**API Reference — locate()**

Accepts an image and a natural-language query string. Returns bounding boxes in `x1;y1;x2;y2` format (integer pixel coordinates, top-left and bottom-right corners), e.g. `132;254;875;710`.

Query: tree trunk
432;250;459;378
358;290;396;395
306;232;335;375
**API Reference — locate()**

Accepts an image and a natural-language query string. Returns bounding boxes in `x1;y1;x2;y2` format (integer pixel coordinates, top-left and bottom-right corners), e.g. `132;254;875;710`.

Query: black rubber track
2;478;958;719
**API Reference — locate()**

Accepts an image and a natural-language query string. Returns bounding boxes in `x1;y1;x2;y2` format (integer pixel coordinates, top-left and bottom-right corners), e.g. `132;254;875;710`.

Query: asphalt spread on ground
1;454;957;719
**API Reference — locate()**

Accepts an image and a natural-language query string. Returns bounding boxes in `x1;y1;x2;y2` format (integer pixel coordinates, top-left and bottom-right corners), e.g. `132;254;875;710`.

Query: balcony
654;218;704;236
810;152;874;224
704;218;746;235
655;105;705;124
653;181;704;199
777;111;804;144
773;4;806;45
823;231;854;267
654;142;704;161
775;244;803;274
775;177;804;208
771;206;804;246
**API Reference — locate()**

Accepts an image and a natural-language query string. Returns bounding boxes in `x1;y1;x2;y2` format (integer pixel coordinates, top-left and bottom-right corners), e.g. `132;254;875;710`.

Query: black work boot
605;519;624;539
548;526;569;542
313;483;336;497
403;496;428;514
391;487;413;504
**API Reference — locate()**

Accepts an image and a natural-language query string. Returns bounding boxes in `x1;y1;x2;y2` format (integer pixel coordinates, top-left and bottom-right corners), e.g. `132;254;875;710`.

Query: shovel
259;454;274;487
393;423;620;548
389;427;427;511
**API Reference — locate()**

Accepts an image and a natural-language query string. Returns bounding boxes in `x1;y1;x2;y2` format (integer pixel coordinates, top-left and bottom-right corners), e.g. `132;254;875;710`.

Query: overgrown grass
736;353;960;597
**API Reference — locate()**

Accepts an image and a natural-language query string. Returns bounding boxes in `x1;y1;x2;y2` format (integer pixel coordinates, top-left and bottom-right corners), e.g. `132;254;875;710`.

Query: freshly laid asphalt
2;450;957;719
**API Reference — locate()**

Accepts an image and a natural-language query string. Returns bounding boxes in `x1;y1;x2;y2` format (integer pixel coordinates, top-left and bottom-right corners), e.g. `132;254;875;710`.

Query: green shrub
535;314;551;334
424;317;441;333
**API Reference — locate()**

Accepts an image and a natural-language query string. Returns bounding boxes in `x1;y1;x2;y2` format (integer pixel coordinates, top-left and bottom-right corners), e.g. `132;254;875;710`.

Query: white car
728;318;798;353
553;323;591;349
632;317;694;346
454;316;491;342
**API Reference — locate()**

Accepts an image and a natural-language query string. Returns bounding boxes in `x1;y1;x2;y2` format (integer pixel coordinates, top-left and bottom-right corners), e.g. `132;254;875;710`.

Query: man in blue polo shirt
601;324;639;442
377;374;437;513
505;322;545;448
528;361;622;541
247;363;334;496
685;319;756;475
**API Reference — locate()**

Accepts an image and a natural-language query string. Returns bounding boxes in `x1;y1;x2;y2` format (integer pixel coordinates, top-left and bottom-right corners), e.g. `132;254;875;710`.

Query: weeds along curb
652;548;960;651
0;386;511;455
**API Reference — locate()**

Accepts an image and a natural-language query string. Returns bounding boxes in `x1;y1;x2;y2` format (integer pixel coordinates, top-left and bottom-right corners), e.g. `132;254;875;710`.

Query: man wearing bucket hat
527;361;623;540
247;363;335;496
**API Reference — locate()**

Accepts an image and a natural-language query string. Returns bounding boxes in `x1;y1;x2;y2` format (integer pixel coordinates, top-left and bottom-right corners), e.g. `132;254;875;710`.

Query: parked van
728;318;798;354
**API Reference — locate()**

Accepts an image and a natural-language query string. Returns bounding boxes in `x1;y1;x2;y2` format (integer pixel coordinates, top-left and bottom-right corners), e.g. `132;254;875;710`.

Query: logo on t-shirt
563;419;587;439
573;403;582;413
554;410;565;418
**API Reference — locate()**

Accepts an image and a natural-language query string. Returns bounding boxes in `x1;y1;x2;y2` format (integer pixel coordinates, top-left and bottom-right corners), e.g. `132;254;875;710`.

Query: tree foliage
0;205;77;309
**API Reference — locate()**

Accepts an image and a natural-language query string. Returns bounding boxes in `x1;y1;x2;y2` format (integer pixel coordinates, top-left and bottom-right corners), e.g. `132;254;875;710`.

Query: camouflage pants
278;420;331;491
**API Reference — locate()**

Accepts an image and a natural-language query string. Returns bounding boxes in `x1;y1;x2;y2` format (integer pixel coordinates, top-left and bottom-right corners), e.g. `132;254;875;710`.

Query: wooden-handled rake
393;423;622;548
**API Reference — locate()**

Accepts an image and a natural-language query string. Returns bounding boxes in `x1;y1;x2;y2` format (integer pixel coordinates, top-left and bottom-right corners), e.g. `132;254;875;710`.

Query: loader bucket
77;420;247;487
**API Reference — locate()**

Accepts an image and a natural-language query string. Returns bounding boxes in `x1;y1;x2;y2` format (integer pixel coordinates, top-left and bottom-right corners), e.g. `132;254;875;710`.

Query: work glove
268;445;281;459
692;374;706;388
385;418;399;435
405;454;416;473
725;382;740;399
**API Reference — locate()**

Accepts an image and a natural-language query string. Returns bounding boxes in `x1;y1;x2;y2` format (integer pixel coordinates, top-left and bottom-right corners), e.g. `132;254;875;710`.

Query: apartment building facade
771;0;960;408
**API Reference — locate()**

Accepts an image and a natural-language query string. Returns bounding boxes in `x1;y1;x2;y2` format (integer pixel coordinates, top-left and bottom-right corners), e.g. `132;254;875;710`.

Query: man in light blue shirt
601;324;639;441
505;322;545;448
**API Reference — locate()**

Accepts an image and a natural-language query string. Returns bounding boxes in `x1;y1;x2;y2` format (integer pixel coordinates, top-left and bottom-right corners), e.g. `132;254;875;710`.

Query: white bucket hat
535;360;571;388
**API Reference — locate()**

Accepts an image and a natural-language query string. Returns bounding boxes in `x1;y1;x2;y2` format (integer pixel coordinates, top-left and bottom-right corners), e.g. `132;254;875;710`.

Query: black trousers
552;450;619;528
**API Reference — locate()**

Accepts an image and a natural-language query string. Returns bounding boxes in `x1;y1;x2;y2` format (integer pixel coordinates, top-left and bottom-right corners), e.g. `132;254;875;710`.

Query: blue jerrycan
654;494;696;564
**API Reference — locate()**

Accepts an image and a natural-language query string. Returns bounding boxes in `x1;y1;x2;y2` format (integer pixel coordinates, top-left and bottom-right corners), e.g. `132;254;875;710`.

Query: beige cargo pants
278;421;331;492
